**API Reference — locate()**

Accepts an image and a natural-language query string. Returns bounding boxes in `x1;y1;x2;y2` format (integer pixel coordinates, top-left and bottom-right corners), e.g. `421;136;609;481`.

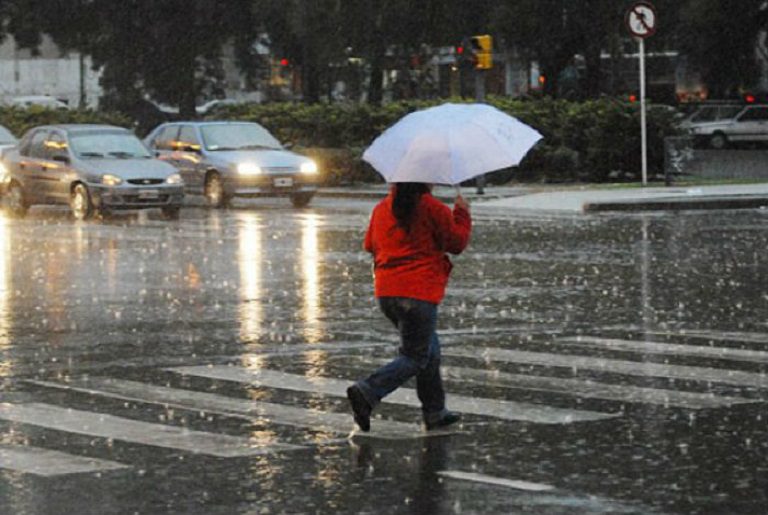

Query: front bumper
225;173;319;198
90;184;185;210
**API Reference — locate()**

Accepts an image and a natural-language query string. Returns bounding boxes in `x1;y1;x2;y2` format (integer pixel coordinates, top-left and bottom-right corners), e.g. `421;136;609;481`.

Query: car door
148;125;180;166
19;129;51;202
40;130;75;203
731;106;768;143
174;125;206;192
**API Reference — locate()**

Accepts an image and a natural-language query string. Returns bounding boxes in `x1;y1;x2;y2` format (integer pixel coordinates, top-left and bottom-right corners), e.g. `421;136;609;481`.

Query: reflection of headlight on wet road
237;163;262;175
300;160;318;174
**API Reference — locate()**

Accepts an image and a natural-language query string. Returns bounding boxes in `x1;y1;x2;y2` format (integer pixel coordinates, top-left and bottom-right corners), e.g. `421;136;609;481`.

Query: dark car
1;124;184;219
144;121;320;208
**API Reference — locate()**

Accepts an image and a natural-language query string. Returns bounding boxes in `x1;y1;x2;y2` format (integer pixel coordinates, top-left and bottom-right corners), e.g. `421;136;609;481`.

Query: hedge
0;98;681;185
212;97;681;184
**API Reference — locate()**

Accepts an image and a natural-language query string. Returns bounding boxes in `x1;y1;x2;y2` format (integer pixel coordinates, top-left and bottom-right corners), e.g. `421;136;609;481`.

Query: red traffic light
279;58;290;66
456;46;464;55
745;94;756;103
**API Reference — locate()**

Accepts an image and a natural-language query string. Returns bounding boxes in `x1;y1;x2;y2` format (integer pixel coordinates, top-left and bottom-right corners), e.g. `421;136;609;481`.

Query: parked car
1;124;184;220
6;95;70;109
144;121;320;207
684;103;768;149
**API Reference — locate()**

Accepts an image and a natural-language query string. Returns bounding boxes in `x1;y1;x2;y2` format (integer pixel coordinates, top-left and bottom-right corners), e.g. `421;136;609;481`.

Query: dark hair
392;182;429;232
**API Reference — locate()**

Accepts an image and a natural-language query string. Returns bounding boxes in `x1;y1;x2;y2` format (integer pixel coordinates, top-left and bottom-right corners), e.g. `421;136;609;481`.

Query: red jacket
364;190;471;304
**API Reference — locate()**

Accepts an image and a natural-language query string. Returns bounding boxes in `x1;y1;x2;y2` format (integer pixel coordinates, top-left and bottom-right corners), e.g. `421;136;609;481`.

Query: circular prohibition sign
625;1;658;39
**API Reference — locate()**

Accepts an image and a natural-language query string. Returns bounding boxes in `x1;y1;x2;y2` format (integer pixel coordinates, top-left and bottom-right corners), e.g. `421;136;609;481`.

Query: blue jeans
355;297;446;416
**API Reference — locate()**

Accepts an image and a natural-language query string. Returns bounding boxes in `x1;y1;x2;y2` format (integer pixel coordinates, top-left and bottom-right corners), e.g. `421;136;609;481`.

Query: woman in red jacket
347;182;471;432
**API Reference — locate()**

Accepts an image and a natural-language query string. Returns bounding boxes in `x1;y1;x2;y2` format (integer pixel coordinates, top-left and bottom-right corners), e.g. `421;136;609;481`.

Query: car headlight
166;173;183;184
300;160;318;174
0;162;8;182
237;163;262;175
101;174;123;186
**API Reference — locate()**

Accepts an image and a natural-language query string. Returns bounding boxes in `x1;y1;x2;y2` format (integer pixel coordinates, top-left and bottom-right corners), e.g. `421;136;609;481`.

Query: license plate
138;189;159;199
274;178;293;187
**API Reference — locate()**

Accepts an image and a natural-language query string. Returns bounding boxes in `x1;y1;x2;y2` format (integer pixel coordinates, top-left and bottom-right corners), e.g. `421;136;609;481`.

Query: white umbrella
362;102;543;185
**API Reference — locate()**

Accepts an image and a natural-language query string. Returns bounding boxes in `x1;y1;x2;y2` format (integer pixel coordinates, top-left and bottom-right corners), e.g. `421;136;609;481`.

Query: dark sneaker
347;384;372;432
424;410;461;431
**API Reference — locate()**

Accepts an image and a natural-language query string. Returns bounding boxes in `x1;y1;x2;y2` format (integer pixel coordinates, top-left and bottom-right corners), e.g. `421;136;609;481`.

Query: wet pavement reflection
0;199;766;514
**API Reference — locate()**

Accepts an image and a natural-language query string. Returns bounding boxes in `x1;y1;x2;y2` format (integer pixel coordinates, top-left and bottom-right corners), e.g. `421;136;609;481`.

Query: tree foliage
677;0;768;98
0;0;767;109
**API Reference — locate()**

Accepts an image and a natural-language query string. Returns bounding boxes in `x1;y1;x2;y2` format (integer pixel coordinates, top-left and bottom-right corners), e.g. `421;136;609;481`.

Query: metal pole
639;38;648;186
474;69;486;194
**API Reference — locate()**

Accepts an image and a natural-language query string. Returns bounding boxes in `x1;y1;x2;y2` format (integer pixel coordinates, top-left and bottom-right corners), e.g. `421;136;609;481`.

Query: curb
583;195;768;212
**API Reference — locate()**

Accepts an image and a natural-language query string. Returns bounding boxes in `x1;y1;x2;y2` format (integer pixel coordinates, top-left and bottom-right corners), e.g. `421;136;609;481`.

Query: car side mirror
52;154;70;164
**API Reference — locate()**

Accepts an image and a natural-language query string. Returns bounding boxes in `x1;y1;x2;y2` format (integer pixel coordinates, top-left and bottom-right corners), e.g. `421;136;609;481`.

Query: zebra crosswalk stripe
0;443;130;476
26;378;430;441
556;336;768;364
0;403;304;458
168;366;618;424
437;365;757;409
443;347;768;389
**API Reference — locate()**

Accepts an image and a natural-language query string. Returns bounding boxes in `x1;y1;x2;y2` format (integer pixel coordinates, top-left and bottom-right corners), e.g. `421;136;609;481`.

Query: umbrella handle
454;185;461;197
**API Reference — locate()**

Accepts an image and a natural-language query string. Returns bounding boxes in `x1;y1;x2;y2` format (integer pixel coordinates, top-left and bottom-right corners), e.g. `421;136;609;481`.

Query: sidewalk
318;183;768;213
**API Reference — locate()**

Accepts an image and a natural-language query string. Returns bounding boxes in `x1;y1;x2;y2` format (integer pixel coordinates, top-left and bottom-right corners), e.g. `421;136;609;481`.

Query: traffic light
470;34;493;70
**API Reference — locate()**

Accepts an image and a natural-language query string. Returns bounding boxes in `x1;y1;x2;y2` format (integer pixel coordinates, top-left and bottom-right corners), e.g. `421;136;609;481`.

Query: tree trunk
367;54;384;105
178;63;197;119
582;44;602;98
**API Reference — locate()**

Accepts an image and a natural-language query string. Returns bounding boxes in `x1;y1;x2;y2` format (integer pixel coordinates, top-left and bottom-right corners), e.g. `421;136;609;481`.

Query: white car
7;95;70;109
686;104;768;149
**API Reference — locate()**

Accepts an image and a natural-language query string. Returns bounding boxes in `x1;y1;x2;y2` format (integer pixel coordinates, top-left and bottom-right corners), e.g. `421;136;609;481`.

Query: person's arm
363;211;375;253
432;196;471;254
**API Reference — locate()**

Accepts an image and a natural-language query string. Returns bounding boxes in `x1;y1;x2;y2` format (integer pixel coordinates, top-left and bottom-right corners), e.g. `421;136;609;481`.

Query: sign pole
626;2;656;187
639;37;648;186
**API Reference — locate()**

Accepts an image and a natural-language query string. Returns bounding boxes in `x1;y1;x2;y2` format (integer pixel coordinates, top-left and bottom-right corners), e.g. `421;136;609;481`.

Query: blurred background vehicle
144;121;319;208
683;104;768;149
1;124;184;219
6;95;70;109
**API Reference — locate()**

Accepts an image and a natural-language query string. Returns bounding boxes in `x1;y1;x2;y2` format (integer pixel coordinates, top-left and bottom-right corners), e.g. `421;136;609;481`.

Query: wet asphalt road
0;196;766;514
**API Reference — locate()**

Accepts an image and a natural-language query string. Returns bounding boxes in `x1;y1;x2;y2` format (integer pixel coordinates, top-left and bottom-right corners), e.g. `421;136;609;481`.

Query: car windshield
70;131;152;159
0;126;16;145
689;106;742;123
201;124;282;151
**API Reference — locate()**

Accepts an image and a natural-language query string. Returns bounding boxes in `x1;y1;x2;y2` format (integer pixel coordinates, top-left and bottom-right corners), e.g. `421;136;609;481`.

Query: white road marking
26;378;430;441
437;470;555;491
436;364;757;409
0;403;303;458
0;444;130;476
443;347;768;389
626;329;768;345
168;366;618;424
557;336;768;364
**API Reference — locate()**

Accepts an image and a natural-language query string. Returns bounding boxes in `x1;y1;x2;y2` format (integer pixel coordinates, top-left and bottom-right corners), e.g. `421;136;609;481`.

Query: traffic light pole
474;69;486;194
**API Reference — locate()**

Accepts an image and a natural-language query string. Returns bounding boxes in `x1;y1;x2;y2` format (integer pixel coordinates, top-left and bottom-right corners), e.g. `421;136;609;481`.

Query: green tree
677;0;768;98
16;0;261;119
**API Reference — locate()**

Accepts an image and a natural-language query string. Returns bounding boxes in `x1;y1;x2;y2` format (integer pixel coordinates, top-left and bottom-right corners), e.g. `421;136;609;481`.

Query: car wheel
161;206;180;220
709;132;728;150
290;192;315;208
70;183;94;220
6;182;28;217
205;173;229;208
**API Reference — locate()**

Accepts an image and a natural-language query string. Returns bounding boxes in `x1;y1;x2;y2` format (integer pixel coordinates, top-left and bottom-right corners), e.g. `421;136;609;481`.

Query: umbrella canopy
362;103;543;185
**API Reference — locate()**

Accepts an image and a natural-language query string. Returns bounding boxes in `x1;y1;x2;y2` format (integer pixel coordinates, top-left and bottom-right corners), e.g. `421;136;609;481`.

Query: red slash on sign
625;2;657;39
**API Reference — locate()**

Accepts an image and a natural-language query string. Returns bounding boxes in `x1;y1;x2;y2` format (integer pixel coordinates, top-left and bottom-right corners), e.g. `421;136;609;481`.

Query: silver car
144;121;320;207
685;104;768;149
1;124;184;219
